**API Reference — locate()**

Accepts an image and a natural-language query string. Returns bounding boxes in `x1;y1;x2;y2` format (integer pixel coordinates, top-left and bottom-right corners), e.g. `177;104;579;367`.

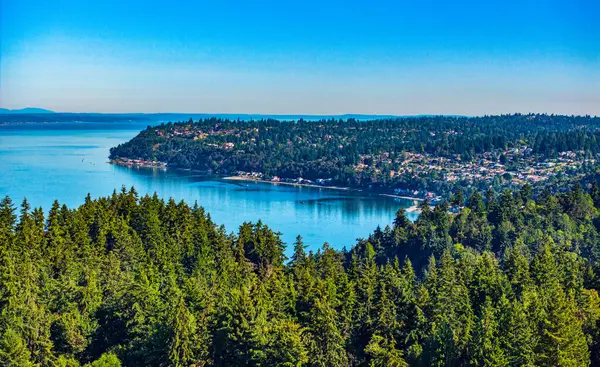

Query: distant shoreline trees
110;114;600;200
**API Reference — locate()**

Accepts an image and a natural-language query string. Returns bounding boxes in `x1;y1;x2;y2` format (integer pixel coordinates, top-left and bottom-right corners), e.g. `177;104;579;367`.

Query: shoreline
222;175;353;191
379;193;425;202
111;162;429;207
223;175;426;204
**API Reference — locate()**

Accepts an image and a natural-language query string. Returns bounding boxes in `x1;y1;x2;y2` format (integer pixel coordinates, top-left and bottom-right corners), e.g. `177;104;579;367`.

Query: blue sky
1;0;599;115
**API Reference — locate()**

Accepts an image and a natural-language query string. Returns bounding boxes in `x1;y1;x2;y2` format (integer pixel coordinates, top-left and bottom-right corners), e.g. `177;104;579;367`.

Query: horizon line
3;109;600;119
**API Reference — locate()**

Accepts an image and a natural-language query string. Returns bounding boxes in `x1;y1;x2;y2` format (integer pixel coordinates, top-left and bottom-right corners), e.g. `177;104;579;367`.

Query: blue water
0;122;417;253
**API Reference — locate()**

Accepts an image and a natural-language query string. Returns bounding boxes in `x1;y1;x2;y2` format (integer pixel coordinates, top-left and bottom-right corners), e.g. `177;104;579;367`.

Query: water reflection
0;125;417;253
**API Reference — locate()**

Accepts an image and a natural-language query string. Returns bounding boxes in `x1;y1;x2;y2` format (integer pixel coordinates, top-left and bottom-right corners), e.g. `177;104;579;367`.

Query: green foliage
365;334;408;367
110;114;600;199
1;185;600;366
0;328;36;367
85;353;121;367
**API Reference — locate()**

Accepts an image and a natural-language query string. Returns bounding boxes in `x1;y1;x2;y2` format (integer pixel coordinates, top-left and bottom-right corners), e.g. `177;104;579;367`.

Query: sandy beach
379;193;424;202
223;175;353;191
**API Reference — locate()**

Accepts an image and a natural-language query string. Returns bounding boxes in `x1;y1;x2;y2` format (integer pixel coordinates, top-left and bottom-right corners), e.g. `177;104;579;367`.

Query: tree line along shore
109;114;600;203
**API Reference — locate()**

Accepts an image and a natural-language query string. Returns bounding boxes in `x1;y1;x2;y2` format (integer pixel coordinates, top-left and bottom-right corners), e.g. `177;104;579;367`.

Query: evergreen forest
109;114;600;198
2;184;600;366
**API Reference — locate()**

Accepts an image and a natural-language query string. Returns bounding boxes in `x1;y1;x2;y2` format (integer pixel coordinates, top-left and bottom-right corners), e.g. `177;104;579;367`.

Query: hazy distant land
0;110;467;124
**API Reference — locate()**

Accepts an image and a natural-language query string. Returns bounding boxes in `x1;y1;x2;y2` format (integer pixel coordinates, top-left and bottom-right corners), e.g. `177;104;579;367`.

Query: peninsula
109;114;600;201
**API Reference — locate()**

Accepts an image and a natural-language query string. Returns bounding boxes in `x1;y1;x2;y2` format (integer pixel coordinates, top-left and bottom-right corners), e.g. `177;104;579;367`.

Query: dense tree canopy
110;114;600;199
2;184;600;366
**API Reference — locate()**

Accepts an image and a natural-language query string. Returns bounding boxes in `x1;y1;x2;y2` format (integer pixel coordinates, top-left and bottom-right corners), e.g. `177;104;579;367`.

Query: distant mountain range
0;107;55;114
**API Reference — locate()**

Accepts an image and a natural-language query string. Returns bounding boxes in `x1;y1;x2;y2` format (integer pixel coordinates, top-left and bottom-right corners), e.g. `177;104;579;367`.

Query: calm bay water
0;122;417;253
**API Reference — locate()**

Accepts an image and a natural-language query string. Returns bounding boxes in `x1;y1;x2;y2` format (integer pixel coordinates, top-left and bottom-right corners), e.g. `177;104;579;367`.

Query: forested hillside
109;114;600;199
2;185;600;366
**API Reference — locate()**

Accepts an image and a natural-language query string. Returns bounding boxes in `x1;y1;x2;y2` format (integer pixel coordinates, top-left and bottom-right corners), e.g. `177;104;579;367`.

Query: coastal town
111;157;167;169
357;147;592;190
111;140;594;203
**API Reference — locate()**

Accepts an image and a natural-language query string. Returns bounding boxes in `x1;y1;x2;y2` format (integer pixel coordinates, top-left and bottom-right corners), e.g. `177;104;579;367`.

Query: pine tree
252;318;308;367
365;334;408;367
353;242;378;359
537;289;589;367
498;296;536;367
502;239;532;297
213;283;257;366
168;295;198;367
469;297;508;367
0;196;16;240
422;251;475;366
0;184;596;365
467;192;486;214
85;352;122;367
0;328;36;367
306;296;348;367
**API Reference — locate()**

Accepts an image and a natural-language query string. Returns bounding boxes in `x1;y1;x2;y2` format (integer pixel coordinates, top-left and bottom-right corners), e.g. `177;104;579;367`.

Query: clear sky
1;0;599;115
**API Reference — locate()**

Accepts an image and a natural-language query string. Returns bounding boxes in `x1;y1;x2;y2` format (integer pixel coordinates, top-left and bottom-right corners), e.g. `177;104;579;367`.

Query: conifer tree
168;295;198;367
0;328;36;367
306;296;349;367
469;297;508;367
365;334;408;367
0;184;597;365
